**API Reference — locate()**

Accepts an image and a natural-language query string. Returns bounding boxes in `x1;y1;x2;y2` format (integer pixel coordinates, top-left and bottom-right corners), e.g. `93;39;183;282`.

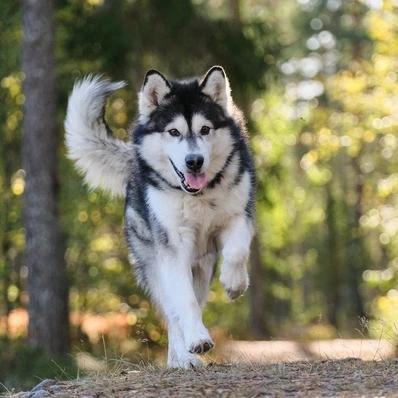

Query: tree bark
249;235;270;338
22;0;69;356
324;183;341;328
229;0;242;27
346;159;366;320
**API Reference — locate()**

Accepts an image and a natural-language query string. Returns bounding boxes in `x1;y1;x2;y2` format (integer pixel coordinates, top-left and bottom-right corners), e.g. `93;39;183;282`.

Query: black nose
185;154;204;172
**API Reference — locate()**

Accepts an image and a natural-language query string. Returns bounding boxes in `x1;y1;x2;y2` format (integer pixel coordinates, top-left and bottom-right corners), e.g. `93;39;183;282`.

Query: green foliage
0;0;283;388
2;0;398;390
0;338;77;392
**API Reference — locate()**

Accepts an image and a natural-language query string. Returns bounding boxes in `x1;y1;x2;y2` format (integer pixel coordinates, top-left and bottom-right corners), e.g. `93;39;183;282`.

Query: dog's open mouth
169;159;208;194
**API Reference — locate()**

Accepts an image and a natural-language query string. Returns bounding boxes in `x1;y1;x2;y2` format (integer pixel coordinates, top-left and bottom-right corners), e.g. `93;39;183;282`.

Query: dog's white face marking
139;112;234;195
165;113;211;175
166;115;189;134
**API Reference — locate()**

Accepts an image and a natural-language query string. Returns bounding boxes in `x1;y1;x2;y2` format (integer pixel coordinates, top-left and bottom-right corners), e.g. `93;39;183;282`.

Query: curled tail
64;75;133;196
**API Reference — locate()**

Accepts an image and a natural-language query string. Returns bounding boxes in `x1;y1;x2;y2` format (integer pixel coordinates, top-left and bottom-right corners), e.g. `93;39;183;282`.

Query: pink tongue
185;173;208;190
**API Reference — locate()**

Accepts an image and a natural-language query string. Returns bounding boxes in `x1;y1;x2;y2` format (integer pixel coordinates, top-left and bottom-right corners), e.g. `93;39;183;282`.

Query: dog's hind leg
192;252;216;308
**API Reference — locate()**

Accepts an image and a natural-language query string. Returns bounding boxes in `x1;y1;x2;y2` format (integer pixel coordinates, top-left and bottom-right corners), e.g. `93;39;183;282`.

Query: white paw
220;263;249;300
184;325;214;354
167;353;204;369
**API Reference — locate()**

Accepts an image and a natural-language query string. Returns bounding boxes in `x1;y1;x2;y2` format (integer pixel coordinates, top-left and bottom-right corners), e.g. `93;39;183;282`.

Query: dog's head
135;66;240;195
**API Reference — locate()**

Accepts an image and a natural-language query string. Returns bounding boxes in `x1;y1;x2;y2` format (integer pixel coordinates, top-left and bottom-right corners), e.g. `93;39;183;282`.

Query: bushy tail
64;75;133;196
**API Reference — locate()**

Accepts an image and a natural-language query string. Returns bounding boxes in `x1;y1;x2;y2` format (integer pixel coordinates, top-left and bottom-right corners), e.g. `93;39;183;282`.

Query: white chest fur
146;171;251;256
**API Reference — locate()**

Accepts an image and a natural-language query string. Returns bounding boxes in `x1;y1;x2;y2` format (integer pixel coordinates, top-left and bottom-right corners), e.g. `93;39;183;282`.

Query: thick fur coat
65;66;255;368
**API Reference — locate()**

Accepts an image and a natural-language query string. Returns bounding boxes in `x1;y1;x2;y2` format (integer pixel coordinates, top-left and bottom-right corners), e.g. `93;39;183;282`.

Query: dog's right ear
139;70;171;119
200;66;233;115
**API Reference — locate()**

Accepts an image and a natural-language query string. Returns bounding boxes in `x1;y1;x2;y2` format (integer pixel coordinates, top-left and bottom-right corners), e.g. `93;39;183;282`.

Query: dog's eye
168;129;181;137
200;126;210;136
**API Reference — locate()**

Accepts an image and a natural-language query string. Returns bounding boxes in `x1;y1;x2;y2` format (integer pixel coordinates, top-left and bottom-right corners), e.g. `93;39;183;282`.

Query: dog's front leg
219;215;254;300
152;250;214;366
167;321;205;369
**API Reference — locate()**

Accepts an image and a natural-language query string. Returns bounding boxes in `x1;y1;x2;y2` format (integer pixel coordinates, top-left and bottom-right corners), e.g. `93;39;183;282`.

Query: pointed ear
200;66;233;115
139;70;171;119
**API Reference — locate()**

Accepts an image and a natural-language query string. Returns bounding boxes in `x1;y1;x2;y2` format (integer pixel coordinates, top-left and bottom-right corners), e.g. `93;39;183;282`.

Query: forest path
10;358;398;397
10;340;398;397
217;338;396;363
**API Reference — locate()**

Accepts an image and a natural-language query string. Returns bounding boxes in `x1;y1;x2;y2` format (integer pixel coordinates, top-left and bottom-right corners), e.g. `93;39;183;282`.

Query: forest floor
8;339;398;397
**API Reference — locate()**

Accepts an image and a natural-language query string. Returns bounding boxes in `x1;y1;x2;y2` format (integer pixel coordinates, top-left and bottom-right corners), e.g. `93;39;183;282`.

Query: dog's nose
185;154;204;172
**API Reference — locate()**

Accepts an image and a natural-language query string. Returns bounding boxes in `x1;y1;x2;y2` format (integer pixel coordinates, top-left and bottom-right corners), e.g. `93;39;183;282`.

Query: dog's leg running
219;216;254;300
149;250;214;364
167;321;204;368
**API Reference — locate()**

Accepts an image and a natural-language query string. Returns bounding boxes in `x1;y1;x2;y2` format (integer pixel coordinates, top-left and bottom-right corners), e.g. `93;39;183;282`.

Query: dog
64;66;255;368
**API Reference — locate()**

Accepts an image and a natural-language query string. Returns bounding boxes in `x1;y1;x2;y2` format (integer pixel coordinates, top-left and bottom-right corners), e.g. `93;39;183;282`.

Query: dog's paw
167;353;204;369
184;326;214;354
225;287;246;300
220;264;249;300
189;338;214;354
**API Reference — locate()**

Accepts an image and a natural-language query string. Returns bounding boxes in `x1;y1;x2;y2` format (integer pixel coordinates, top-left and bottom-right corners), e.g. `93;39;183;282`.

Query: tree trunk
229;0;242;27
324;183;340;328
249;235;270;338
22;0;69;356
346;159;366;320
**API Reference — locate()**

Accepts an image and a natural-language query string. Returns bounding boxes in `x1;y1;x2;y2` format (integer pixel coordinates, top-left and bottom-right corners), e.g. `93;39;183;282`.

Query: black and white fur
65;66;255;368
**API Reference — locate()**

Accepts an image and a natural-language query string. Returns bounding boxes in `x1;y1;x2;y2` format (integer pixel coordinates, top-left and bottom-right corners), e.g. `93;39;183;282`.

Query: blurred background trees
1;0;398;390
22;0;69;357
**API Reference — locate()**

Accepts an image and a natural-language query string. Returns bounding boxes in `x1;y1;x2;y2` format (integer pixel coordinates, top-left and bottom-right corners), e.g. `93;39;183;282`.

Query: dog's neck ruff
137;154;182;192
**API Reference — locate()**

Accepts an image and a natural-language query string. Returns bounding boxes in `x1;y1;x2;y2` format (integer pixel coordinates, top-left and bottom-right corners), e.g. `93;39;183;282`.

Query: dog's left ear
200;66;232;115
139;70;171;119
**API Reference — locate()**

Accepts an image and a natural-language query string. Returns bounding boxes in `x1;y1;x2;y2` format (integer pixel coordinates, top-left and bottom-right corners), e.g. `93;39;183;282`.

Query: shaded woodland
1;0;398;389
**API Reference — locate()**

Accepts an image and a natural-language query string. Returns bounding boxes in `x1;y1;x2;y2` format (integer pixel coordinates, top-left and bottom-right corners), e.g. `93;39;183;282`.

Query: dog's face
136;66;236;195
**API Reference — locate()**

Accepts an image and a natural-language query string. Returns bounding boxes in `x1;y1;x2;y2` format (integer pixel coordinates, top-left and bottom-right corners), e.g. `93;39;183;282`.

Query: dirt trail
8;340;398;397
9;359;398;397
218;338;396;363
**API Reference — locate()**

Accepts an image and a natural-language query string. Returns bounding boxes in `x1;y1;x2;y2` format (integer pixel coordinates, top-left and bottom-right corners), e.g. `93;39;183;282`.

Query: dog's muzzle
169;158;207;195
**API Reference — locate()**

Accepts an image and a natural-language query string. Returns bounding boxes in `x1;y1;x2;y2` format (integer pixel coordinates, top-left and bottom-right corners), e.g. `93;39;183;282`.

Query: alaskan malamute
65;66;255;368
